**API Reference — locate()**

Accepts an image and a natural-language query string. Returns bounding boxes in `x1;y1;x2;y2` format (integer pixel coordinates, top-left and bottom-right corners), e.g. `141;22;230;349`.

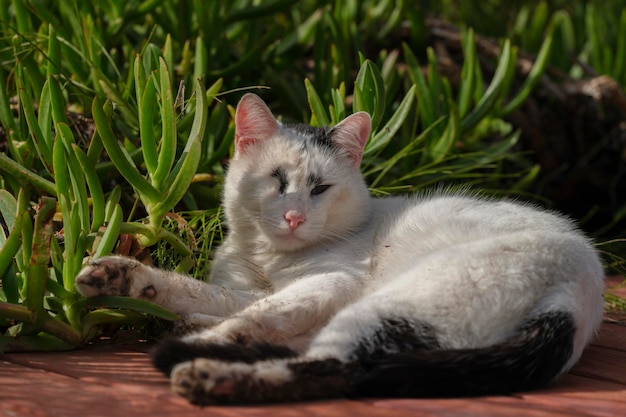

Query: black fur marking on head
150;338;298;376
352;311;576;398
285;123;334;151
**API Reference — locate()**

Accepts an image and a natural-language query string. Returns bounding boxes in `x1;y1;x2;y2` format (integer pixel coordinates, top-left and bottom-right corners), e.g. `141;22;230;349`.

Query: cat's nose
284;210;306;230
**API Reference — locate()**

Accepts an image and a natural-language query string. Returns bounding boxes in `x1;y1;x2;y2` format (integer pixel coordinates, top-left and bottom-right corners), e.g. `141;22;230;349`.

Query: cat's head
223;93;372;252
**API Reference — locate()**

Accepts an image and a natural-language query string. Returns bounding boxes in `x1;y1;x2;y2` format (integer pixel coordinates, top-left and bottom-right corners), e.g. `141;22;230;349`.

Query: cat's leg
176;271;363;349
163;296;577;404
151;272;366;402
75;256;261;319
151;337;299;377
160;296;435;404
167;356;350;405
158;294;439;404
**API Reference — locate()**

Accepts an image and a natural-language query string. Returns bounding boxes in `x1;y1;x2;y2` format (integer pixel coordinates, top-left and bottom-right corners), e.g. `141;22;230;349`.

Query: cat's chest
257;243;373;291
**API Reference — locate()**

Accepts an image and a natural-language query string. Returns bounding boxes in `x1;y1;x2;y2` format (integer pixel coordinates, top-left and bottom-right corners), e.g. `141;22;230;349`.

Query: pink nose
284;210;306;230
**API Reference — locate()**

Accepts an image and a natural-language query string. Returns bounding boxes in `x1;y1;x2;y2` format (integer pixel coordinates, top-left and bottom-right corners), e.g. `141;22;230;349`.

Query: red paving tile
1;322;625;417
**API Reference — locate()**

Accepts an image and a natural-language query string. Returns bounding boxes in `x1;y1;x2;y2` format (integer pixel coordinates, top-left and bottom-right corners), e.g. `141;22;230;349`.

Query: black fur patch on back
352;318;440;362
353;311;576;398
150;338;298;376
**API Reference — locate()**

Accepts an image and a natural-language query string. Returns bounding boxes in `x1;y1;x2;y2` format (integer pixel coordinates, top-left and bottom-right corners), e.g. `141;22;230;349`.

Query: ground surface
1;277;625;417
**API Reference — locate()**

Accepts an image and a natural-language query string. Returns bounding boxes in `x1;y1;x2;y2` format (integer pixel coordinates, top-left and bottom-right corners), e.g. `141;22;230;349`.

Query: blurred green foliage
0;0;624;350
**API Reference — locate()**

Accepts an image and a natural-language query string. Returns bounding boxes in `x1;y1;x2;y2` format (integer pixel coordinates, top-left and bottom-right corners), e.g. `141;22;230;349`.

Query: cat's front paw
75;255;148;298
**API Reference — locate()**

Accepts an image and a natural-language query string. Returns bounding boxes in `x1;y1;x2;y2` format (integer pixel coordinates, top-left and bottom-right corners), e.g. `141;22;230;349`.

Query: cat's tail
352;311;576;398
152;311;578;404
279;310;576;402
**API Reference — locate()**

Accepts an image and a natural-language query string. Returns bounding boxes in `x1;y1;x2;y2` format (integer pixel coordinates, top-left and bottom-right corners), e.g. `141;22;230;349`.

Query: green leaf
528;1;549;51
354;60;385;132
0;190;17;231
426;48;444;118
163;35;174;85
150;78;206;219
429;101;459;163
0;67;16;141
105;185;122;222
80;296;179;321
17;69;52;172
92;203;122;259
187;79;208;153
91;96;160;203
48;75;68;126
403;44;437;129
134;53;146;110
82;309;151;330
2;264;19;305
206;78;223;100
72;144;105;232
461;39;514;133
458;28;476;118
151;134;202;218
152;57;177;189
46;24;61;76
512;164;541;192
364;84;416;157
52;136;71;248
613;9;626;86
26;197;56;320
140;74;159;176
38;80;53;153
501;20;554;116
304;78;330;126
57;123;90;233
193;36;208;84
0;190;26;281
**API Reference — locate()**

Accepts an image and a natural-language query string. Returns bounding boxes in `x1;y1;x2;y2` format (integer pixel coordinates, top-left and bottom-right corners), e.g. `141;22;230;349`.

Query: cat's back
366;192;602;294
369;192;585;248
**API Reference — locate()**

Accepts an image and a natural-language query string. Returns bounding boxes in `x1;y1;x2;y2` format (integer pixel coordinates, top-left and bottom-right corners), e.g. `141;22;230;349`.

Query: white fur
75;93;605;379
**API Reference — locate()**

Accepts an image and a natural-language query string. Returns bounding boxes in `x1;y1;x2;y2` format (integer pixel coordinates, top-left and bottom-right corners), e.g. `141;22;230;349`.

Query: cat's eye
311;184;331;196
271;167;288;195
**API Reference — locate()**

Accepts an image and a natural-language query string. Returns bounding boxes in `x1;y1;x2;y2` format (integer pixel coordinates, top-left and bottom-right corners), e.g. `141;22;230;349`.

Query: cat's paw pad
75;256;141;297
170;358;292;404
171;359;237;404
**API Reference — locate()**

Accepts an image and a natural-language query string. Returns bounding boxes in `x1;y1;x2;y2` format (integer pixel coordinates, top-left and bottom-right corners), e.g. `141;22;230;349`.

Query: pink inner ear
235;94;279;154
331;112;372;166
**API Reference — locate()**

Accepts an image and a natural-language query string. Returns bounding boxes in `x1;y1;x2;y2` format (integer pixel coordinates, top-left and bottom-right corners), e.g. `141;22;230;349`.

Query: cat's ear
330;112;371;166
235;94;280;154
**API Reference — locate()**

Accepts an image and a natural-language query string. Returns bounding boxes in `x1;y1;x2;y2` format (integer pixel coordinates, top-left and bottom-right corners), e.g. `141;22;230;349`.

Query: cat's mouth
272;230;312;250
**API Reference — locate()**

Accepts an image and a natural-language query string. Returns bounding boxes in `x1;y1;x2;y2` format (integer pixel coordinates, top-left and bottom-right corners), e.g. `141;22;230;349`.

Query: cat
75;93;605;405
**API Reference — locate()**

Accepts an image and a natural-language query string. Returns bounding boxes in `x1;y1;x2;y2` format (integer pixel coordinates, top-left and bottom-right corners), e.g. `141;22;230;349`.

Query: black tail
352;311;576;398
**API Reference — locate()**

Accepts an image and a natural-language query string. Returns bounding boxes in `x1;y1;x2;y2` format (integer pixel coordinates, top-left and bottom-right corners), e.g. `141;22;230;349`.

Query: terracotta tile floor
1;277;624;417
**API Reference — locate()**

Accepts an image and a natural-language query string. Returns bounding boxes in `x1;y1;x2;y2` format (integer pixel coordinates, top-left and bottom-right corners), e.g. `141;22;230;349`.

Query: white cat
75;93;605;404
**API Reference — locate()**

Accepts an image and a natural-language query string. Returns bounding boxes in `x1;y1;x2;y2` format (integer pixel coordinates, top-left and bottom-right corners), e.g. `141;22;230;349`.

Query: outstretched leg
75;256;261;320
158;306;576;404
158;297;441;404
151;338;298;376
